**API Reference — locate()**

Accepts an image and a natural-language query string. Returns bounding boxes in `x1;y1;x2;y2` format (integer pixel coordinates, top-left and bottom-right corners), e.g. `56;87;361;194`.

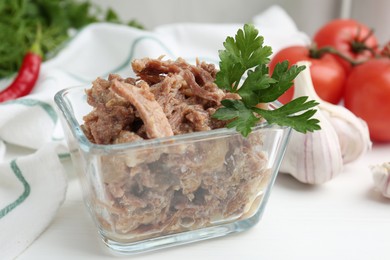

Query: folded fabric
0;5;309;259
0;144;67;259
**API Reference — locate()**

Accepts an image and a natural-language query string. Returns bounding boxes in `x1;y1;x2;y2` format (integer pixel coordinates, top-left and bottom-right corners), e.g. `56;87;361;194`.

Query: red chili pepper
0;27;42;103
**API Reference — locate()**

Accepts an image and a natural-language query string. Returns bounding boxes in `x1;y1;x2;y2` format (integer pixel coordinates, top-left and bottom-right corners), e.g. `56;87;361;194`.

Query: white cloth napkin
0;5;309;259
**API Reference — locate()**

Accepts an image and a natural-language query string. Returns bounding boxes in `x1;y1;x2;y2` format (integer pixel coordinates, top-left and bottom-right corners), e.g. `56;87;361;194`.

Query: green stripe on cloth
58;152;70;160
0;160;31;218
110;35;176;74
2;98;58;124
63;35;176;83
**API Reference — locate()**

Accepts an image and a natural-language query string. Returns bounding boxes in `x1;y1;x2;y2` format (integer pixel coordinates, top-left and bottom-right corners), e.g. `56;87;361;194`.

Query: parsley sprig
0;0;143;78
213;24;321;137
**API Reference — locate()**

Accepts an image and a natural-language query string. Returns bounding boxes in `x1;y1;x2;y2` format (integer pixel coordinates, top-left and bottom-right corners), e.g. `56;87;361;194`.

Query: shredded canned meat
81;57;271;241
82;57;237;143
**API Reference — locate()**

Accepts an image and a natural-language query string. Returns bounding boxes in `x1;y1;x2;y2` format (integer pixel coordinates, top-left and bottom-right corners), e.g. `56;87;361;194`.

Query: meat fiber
82;58;239;142
111;79;174;139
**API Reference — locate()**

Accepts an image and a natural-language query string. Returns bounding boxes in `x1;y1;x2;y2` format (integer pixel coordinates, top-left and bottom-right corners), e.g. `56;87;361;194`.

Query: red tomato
269;46;347;104
313;19;378;73
344;58;390;142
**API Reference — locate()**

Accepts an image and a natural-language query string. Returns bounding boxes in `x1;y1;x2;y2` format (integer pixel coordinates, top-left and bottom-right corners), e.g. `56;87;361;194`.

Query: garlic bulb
303;81;372;164
279;61;343;184
371;162;390;199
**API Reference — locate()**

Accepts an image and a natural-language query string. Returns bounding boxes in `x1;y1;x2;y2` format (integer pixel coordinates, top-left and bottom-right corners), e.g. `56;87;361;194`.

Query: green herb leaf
253;97;321;133
258;61;305;103
0;1;144;78
238;64;277;106
213;24;321;136
213;99;259;137
215;24;272;92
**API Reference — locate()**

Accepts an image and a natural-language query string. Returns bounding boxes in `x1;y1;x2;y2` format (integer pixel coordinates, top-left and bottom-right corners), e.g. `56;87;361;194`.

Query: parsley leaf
212;24;320;137
0;1;143;78
215;24;272;92
213;99;259;137
253;97;321;133
259;61;305;102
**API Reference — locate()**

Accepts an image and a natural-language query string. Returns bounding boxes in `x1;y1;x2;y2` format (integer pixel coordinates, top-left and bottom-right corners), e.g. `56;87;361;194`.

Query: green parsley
0;0;143;78
213;24;321;137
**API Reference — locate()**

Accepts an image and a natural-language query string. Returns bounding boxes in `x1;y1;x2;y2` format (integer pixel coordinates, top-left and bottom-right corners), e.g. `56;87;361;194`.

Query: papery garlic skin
287;61;371;164
319;102;372;164
280;116;343;184
371;162;390;199
279;61;343;184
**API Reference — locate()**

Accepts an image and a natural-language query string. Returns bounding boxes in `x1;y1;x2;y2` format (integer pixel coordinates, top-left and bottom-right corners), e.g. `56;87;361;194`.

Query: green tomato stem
309;45;364;66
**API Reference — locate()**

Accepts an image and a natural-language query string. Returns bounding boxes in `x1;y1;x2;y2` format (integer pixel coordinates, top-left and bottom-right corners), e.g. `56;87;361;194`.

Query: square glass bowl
54;85;291;255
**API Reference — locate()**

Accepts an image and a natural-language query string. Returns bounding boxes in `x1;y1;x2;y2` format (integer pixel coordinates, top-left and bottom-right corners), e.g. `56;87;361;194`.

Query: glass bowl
54;85;291;255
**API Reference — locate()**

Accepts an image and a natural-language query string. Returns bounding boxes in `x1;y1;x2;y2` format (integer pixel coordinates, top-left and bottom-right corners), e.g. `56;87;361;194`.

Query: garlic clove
279;61;343;184
371;162;390;199
323;109;371;164
291;60;371;164
291;61;371;164
280;119;343;184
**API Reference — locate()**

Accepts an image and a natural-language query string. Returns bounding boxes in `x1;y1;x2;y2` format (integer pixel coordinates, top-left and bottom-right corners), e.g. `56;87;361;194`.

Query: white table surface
18;143;390;260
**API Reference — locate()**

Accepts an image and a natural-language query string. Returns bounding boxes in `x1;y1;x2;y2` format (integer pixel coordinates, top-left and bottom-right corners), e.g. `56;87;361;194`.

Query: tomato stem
351;28;377;56
309;45;366;66
380;42;390;58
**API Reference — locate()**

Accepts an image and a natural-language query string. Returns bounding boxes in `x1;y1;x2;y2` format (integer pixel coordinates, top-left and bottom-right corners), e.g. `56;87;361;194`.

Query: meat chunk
82;76;135;144
133;57;226;105
110;79;174;139
82;58;240;142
